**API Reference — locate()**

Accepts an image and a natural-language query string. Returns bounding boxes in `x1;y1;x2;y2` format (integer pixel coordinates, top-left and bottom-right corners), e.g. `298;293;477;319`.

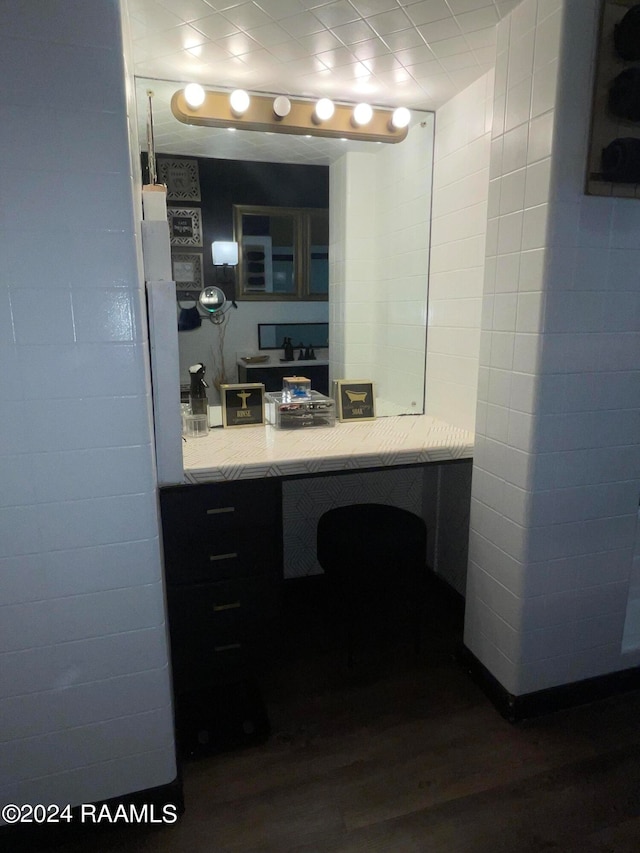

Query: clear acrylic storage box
265;391;336;429
282;376;311;397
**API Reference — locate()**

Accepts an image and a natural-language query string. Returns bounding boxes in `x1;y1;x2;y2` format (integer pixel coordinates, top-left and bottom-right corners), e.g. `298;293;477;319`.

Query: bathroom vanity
160;415;473;755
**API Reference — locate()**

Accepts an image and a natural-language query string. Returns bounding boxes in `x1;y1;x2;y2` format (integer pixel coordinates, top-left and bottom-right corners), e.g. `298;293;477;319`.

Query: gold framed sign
335;380;376;422
220;383;265;428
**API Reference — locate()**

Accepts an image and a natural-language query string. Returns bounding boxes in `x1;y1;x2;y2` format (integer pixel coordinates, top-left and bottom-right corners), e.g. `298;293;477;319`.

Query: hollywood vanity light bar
171;85;411;144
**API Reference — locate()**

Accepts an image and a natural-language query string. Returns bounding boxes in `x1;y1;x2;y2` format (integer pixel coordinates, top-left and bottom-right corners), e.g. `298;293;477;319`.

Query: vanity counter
182;415;474;484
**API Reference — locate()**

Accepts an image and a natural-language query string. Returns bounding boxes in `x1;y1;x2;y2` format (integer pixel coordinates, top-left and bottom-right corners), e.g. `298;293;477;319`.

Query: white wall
0;0;175;811
329;120;433;416
426;71;494;433
464;0;640;695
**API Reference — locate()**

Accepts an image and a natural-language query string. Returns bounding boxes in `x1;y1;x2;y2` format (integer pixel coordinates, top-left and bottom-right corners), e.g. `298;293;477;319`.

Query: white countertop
182;415;474;483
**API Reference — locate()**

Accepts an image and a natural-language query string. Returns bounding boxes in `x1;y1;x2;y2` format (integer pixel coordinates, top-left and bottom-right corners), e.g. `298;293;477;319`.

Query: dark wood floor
27;576;640;852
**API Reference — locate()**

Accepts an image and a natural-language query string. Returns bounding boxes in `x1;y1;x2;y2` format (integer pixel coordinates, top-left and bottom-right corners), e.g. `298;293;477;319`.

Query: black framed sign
336;380;376;422
220;383;265;428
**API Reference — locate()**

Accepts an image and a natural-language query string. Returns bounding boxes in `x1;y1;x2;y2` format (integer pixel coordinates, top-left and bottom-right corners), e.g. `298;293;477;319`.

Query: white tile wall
0;0;175;812
427;70;495;433
329;119;433;416
464;0;640;695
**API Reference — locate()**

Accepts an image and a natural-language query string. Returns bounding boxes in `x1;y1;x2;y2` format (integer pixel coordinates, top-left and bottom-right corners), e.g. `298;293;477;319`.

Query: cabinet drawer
163;528;282;584
168;576;280;644
160;479;281;534
171;635;266;691
168;577;280;688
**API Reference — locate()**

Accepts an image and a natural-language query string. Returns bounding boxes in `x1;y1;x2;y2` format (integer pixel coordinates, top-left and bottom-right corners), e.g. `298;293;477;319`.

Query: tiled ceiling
129;0;520;163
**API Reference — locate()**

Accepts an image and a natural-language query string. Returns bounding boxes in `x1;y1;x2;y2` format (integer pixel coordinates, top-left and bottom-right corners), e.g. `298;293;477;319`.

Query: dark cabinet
237;362;329;395
160;478;283;755
168;576;280;691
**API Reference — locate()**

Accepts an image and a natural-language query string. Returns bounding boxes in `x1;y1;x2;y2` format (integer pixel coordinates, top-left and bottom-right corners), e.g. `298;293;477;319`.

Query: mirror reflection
258;323;329;351
235;205;329;300
136;78;434;417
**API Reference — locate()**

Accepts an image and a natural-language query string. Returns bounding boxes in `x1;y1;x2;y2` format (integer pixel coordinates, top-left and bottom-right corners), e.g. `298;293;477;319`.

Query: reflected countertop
182;415;474;484
237;358;329;368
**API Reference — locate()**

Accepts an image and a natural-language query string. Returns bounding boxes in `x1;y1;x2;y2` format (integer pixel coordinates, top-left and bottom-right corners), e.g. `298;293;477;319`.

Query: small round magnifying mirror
198;286;226;313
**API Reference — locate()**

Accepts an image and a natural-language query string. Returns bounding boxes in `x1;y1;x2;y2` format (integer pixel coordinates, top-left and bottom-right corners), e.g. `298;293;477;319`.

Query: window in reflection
309;209;329;296
234;205;328;301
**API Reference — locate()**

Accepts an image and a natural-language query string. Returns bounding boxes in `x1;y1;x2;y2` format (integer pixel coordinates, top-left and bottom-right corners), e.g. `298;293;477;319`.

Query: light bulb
390;106;411;129
184;83;205;108
212;241;238;266
314;98;335;122
229;89;250;115
352;102;373;126
273;96;291;118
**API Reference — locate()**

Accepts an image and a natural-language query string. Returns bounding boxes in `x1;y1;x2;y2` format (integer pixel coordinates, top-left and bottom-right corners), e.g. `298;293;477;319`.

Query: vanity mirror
136;78;434;417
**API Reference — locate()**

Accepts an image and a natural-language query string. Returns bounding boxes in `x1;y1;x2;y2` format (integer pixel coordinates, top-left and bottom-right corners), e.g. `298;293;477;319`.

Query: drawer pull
214;643;242;652
209;552;238;562
213;601;241;612
206;506;235;515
